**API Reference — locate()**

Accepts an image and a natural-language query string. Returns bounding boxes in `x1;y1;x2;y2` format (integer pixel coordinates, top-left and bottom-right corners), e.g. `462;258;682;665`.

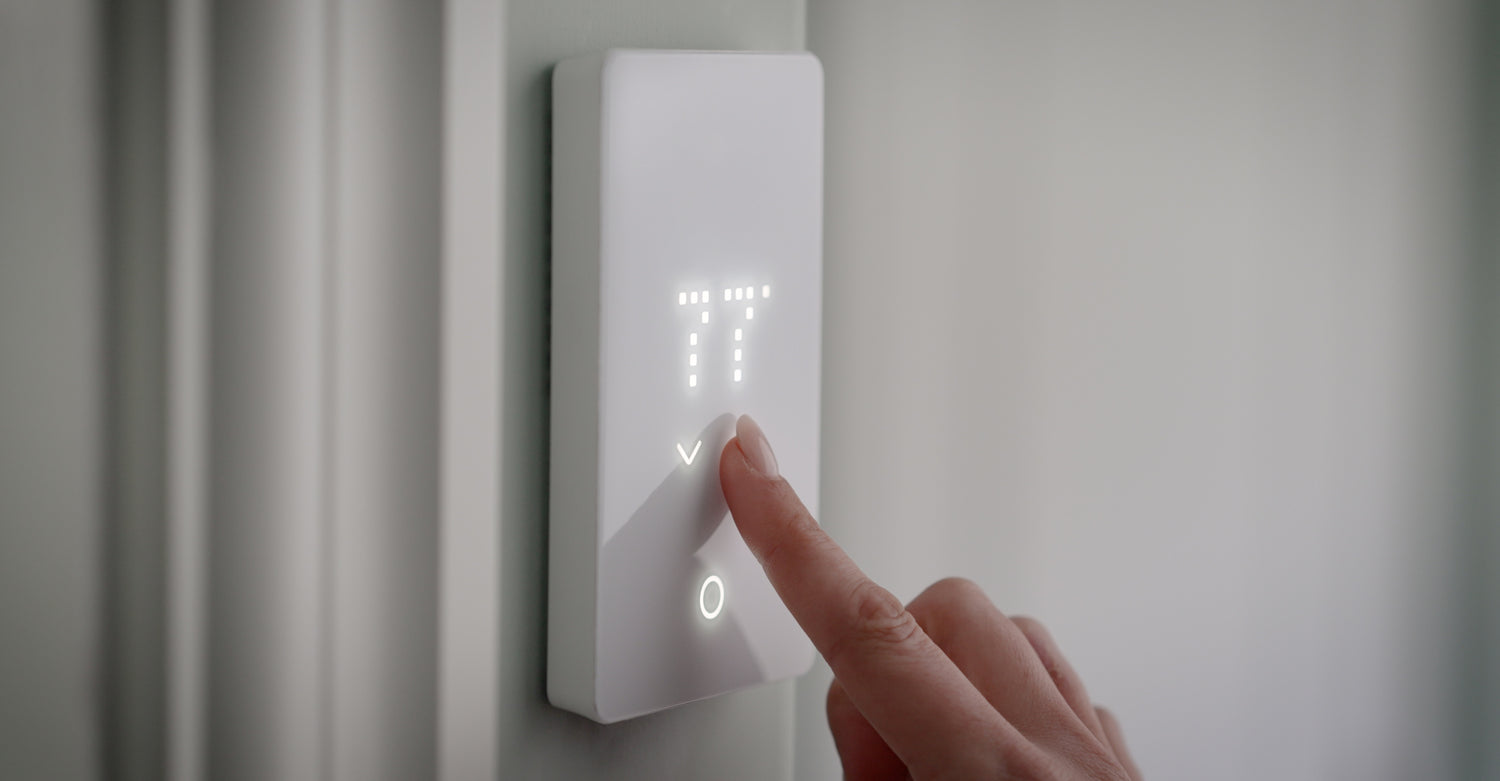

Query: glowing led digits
679;282;769;390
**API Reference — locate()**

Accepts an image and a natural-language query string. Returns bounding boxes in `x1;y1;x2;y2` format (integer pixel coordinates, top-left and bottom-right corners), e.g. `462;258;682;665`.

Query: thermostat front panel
548;50;822;723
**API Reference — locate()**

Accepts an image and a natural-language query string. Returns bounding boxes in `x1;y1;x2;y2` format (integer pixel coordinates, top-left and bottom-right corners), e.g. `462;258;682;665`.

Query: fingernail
736;415;779;477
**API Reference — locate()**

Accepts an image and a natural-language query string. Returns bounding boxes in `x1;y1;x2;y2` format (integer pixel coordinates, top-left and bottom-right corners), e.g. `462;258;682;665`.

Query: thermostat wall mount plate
548;50;823;723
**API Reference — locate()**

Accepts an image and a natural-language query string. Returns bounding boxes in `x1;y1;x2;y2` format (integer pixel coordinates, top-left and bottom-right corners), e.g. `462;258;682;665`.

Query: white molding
326;1;443;779
164;2;487;778
439;1;504;780
166;0;209;778
203;2;332;778
153;0;493;776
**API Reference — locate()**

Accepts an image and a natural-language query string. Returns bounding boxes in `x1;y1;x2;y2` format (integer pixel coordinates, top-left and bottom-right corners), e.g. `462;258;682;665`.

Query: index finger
719;416;1024;778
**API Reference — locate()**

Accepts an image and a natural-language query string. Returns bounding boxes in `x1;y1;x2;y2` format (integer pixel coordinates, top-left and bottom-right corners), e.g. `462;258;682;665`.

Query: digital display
678;284;770;390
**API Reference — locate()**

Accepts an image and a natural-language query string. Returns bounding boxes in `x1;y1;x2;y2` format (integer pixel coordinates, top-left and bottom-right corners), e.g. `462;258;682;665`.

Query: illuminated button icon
676;439;702;465
678;292;687;305
735;287;744;300
762;285;770;298
734;328;742;342
745;306;754;320
690;291;698;304
698;574;725;620
701;311;710;324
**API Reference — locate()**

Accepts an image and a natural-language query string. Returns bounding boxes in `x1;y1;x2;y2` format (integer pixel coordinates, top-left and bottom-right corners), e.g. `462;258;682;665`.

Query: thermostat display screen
678;283;769;390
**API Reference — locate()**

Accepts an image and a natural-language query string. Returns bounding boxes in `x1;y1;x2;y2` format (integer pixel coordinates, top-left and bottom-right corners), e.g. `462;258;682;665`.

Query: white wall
803;2;1473;779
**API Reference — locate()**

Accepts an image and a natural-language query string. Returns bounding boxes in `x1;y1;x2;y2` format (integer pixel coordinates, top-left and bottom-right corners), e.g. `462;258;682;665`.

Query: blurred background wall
0;1;1495;780
0;2;105;779
807;2;1483;779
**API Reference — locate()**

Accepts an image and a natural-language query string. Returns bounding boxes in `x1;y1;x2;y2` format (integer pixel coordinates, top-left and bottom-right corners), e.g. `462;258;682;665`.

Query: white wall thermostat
548;49;823;723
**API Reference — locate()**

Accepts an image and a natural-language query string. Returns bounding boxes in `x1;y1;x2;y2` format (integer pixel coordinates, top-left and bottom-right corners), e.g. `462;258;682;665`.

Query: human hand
719;415;1142;780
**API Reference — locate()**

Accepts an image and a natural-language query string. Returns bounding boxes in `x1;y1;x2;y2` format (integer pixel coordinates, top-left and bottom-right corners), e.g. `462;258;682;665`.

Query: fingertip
734;414;779;476
718;436;756;505
718;435;781;563
719;431;793;519
719;435;744;477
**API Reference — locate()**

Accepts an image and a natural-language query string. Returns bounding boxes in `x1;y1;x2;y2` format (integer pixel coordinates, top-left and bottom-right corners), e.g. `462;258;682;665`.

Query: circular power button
698;574;725;620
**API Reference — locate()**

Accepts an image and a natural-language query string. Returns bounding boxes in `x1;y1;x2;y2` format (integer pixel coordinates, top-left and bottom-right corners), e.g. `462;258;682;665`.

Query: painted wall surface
802;2;1474;780
494;3;808;778
0;2;104;780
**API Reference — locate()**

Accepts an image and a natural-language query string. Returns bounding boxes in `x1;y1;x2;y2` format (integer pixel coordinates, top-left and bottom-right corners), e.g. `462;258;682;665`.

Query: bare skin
721;415;1142;781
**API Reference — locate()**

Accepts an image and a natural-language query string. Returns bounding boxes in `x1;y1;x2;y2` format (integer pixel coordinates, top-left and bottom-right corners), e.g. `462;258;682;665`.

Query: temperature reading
677;283;770;390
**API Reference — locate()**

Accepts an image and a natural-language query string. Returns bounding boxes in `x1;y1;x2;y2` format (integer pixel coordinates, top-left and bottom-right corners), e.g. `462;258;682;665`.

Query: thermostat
547;49;823;723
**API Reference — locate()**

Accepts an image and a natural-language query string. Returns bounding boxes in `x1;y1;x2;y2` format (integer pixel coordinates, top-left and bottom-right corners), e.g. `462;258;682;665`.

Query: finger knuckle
907;577;993;646
1010;614;1048;639
850;579;909;629
925;575;986;604
826;580;922;667
1011;616;1069;687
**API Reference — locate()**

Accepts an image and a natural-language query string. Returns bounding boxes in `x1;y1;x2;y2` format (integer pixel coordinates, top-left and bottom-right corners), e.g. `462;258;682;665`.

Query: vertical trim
205;2;331;778
166;0;208;778
1456;0;1500;776
326;1;443;779
103;0;169;777
439;1;503;779
318;1;340;779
